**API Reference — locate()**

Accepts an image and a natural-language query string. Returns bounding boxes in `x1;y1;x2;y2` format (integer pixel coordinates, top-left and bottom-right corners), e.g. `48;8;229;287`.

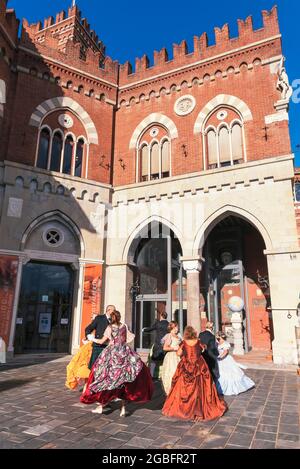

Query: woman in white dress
161;322;182;395
216;332;255;396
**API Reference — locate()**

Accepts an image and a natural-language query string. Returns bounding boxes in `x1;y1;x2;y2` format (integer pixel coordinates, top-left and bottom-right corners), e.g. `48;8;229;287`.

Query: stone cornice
112;154;294;207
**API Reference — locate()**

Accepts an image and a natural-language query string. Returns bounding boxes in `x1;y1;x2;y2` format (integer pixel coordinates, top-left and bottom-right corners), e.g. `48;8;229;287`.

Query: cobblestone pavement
0;357;299;450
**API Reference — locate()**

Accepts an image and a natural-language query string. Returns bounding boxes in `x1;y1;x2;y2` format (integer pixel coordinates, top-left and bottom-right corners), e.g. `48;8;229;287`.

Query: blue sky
7;0;300;165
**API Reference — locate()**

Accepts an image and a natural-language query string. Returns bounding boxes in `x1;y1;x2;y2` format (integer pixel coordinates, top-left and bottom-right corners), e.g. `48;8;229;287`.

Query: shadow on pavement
0;354;69;372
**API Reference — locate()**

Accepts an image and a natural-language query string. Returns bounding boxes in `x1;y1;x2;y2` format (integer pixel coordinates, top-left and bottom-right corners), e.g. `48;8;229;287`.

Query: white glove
87;334;94;342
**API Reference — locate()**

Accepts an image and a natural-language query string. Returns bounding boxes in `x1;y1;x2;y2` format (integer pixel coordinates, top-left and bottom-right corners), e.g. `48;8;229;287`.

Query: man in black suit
143;311;169;377
199;321;220;383
85;305;116;369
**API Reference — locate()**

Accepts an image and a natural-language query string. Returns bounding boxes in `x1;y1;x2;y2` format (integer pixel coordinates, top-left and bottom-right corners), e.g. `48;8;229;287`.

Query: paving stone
278;424;300;435
200;436;229;449
238;417;260;427
254;431;277;442
234;425;256;435
228;432;254;447
210;425;235;436
251;439;276;449
277;441;300;449
257;424;278;433
277;433;300;443
96;438;126;449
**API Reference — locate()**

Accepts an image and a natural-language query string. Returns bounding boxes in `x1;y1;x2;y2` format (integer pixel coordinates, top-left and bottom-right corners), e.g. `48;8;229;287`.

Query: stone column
182;258;203;333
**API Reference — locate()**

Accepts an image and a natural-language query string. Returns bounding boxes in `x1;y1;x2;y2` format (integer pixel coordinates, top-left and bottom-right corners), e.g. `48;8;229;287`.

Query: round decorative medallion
217;110;228;121
58;114;74;129
43;228;64;248
150;127;159;138
174;95;196;116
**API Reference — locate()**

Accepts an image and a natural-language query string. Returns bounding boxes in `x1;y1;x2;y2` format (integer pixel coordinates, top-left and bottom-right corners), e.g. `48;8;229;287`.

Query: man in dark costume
199;321;220;384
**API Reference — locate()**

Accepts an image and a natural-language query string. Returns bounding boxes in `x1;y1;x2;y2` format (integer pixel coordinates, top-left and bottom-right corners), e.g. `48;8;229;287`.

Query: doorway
130;222;184;351
14;261;74;353
203;216;273;353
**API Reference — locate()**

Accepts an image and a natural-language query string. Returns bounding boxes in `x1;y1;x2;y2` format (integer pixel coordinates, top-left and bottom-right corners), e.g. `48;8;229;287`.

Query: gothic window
138;126;171;182
204;107;246;169
63;135;74;175
36;126;86;178
37;127;51;170
50;131;63;172
75;138;84;178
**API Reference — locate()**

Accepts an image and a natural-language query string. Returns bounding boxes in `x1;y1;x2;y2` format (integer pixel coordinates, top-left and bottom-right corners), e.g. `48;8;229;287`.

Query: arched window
137;126;171;182
75;138;84;178
204;107;246;169
36;128;50;169
35;123;86;178
206;129;217;168
161;140;170;178
231;122;244;162
150;142;160;180
140;145;148;182
219;126;231;166
50;131;63;172
63;135;74;175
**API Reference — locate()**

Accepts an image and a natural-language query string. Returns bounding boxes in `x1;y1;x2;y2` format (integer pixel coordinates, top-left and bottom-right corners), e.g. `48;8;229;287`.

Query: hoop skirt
217;342;255;396
161;335;182;395
162;340;227;421
81;324;153;405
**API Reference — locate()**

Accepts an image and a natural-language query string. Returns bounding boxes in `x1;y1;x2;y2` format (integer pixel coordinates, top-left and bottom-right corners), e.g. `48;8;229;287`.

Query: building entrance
14;261;74;353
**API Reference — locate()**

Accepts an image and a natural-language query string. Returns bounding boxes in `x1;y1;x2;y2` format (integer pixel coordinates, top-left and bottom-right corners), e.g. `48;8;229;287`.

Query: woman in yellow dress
65;340;93;391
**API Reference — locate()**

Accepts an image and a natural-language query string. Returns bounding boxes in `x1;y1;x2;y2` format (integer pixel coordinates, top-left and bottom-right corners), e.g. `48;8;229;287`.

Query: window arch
137;125;171;182
203;107;247;170
36;125;86;178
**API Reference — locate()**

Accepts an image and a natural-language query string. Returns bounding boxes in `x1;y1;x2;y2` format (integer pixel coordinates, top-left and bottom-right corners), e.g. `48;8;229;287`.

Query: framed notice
38;313;52;335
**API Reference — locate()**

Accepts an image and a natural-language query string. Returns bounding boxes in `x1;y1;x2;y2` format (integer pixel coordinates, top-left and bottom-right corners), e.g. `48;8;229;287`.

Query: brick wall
0;2;293;187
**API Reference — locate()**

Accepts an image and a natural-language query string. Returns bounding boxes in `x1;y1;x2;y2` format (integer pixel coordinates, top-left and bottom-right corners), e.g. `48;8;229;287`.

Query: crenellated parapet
20;4;106;61
119;6;280;85
19;5;118;83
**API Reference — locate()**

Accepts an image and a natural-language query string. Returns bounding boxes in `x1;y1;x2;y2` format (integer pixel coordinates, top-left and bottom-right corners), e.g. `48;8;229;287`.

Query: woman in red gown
162;326;227;422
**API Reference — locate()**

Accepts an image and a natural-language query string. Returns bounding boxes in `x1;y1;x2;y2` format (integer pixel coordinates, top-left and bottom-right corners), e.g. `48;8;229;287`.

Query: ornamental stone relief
58;114;74;129
174;95;196;116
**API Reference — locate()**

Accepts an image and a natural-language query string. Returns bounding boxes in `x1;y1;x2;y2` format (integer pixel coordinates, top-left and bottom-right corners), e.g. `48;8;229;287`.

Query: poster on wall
38;313;52;335
0;255;18;348
80;264;103;341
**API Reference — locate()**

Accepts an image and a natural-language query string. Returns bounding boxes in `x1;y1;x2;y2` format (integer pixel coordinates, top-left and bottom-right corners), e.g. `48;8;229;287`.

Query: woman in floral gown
80;311;154;416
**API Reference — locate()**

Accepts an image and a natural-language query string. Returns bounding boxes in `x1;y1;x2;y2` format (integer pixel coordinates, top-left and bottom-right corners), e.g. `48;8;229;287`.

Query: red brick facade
0;2;293;186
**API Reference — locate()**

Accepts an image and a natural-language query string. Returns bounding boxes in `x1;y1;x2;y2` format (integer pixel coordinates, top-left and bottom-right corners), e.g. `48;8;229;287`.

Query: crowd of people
66;306;255;421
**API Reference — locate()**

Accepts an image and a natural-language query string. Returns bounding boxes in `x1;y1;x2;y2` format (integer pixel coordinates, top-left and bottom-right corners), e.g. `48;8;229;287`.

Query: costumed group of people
66;306;255;421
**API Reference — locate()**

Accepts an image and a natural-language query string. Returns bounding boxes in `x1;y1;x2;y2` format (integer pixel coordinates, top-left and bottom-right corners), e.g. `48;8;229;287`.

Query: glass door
135;296;167;351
